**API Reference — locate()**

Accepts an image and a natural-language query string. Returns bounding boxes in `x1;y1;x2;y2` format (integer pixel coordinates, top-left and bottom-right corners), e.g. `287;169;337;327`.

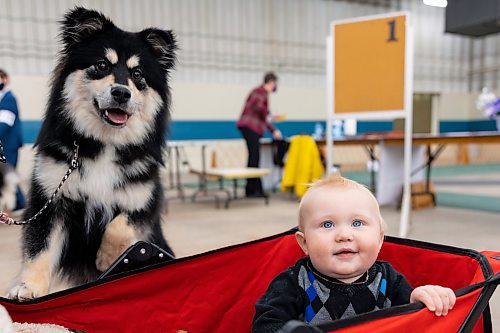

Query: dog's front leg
8;223;64;300
96;213;138;272
8;251;51;300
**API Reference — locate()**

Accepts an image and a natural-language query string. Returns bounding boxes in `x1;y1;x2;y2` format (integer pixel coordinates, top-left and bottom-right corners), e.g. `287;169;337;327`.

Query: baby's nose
335;226;353;241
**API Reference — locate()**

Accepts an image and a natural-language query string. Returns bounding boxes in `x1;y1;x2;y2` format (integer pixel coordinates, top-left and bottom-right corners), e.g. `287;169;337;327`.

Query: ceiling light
423;0;448;7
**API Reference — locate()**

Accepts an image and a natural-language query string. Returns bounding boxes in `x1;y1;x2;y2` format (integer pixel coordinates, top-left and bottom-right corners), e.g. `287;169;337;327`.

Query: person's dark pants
239;127;264;196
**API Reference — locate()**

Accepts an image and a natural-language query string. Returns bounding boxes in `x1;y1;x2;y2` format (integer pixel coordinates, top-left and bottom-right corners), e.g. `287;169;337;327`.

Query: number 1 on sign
387;20;397;41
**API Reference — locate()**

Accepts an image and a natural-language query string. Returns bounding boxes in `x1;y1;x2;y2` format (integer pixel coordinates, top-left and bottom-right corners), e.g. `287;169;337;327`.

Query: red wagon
1;228;499;333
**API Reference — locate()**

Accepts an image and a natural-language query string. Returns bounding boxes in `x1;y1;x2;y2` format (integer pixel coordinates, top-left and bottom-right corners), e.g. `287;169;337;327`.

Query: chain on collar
0;141;80;225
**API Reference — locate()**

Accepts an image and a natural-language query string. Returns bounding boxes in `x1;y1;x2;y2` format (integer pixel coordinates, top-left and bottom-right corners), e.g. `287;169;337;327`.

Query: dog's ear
140;29;178;71
60;7;114;50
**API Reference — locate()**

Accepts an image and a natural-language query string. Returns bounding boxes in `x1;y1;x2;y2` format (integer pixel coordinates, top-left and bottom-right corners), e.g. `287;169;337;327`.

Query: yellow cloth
280;135;324;197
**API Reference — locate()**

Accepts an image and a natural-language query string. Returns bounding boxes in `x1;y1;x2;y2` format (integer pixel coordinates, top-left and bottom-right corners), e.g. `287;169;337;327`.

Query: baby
252;174;455;332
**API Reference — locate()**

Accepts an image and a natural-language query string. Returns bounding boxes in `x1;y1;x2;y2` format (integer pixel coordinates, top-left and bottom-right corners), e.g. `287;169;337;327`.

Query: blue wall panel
439;120;496;133
22;119;497;144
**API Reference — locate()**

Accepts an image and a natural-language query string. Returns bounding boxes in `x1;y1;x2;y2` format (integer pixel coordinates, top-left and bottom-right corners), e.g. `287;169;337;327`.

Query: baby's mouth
334;249;358;257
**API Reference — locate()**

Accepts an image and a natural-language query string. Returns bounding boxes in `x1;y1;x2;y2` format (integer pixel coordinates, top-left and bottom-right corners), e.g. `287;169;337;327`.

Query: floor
0;169;499;331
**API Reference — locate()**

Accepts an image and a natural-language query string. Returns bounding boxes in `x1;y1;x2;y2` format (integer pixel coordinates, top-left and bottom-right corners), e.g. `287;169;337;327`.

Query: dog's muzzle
93;99;132;128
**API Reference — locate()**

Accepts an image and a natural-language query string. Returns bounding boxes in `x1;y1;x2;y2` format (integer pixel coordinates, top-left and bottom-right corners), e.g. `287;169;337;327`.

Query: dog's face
56;7;176;146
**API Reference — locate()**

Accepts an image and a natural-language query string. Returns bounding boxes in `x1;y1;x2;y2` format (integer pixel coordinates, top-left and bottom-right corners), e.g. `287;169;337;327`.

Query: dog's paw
95;235;133;272
7;282;41;301
95;246;121;272
96;214;136;272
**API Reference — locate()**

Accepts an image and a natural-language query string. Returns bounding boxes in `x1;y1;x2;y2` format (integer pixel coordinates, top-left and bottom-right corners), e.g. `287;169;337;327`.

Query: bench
190;167;271;208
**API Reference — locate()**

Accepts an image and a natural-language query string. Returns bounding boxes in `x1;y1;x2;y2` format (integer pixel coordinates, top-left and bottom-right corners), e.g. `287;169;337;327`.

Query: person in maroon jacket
237;72;282;197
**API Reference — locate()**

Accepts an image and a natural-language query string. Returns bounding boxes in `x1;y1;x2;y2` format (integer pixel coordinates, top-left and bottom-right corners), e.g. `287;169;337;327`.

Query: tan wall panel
334;15;406;113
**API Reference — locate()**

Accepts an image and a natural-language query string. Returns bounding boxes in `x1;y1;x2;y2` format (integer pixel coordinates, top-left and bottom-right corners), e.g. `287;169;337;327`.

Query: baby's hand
410;285;456;316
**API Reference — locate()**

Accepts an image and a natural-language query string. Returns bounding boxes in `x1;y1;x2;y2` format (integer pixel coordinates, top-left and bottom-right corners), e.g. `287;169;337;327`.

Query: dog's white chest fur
35;146;153;211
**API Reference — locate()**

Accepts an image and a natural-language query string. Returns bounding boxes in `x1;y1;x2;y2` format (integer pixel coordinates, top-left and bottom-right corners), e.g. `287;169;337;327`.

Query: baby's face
296;186;383;283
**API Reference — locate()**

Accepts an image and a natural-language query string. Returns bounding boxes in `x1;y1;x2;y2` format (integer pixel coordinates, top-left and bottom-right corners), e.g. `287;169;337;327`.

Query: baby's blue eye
322;221;333;228
352;219;363;227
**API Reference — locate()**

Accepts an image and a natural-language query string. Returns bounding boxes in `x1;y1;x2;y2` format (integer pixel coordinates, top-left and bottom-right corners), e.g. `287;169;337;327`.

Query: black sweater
252;257;413;333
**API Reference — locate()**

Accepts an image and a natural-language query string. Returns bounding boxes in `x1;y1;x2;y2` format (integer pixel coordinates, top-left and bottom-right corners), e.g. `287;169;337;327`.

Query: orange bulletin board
333;14;406;114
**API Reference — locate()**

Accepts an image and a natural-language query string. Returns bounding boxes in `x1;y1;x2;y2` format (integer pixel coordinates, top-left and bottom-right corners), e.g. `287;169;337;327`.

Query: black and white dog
8;7;177;300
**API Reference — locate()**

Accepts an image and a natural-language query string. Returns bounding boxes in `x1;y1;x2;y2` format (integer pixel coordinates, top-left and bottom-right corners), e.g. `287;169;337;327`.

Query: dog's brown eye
96;60;109;72
132;68;143;81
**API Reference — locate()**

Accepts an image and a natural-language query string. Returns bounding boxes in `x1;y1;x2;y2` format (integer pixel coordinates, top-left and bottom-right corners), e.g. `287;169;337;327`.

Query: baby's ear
295;231;308;255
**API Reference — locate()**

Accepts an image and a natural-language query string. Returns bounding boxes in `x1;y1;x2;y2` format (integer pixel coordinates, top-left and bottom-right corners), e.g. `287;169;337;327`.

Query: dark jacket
0;89;23;166
252;257;413;333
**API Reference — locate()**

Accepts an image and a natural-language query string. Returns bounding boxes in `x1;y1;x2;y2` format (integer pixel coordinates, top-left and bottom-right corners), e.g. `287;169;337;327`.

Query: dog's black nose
111;86;131;104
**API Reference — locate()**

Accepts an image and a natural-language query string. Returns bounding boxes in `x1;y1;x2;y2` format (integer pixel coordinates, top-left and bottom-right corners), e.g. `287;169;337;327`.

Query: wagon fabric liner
1;228;499;333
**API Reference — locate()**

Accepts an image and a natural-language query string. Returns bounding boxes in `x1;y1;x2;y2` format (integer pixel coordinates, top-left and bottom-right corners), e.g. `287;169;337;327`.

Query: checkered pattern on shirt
297;265;391;325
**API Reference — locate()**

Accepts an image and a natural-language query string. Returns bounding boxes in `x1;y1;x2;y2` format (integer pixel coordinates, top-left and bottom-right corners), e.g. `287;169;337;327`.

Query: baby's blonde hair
298;173;386;235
